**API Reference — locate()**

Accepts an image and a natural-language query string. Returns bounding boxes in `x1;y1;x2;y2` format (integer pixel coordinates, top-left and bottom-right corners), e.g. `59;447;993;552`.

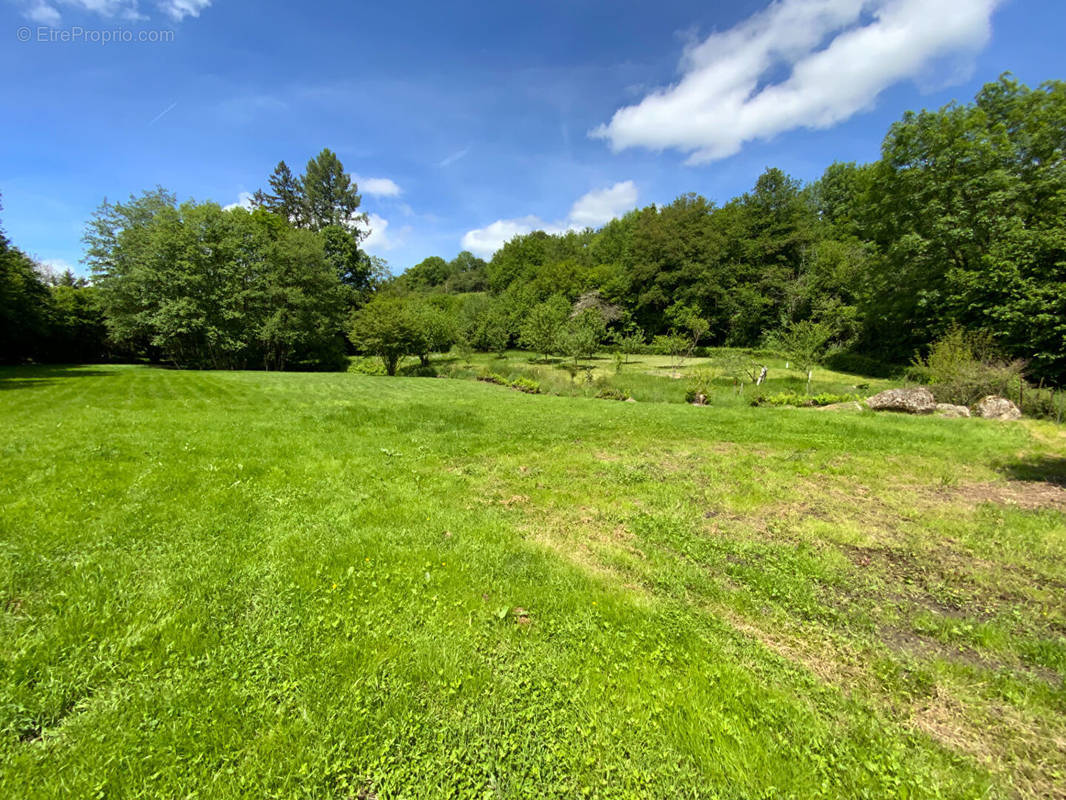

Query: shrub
1019;387;1066;423
348;357;386;376
752;392;862;408
595;386;630;401
510;377;541;395
477;371;510;386
910;326;1027;406
684;368;716;403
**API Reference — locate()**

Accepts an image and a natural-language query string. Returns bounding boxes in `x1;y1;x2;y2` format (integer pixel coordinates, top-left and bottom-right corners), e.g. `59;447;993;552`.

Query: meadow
1;364;1064;799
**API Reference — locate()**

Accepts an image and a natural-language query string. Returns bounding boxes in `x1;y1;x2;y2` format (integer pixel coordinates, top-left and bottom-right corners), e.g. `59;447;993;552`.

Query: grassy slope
1;365;1064;799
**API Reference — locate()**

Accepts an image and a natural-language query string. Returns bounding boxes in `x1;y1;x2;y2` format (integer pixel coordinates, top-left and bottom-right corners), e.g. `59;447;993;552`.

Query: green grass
358;349;897;407
1;364;1064;799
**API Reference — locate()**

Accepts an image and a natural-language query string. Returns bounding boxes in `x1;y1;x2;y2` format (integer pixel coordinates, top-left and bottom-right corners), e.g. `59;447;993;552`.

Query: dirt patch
932;481;1066;512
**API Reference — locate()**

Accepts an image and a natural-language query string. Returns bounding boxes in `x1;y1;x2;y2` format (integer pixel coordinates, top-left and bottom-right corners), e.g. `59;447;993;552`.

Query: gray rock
975;395;1022;421
935;403;971;418
866;387;936;414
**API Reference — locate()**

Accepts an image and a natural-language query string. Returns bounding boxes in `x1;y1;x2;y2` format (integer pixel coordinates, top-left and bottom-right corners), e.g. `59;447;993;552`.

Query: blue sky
1;0;1063;275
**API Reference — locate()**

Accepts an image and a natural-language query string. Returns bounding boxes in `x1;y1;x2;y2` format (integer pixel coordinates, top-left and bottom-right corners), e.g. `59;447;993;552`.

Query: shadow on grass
0;365;115;391
1000;456;1066;487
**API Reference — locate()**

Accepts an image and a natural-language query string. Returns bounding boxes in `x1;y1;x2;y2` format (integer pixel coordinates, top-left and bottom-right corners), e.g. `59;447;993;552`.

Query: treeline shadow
0;365;115;391
999;456;1066;487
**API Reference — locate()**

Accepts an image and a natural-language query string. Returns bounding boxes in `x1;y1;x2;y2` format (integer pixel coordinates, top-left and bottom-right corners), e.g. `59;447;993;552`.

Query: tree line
2;76;1064;383
377;75;1066;384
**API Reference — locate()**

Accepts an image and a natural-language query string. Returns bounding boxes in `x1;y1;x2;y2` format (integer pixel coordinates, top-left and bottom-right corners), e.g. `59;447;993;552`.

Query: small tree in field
411;302;458;366
519;295;569;361
772;319;834;393
349;296;423;375
666;303;710;358
653;333;689;370
561;308;606;366
612;323;646;367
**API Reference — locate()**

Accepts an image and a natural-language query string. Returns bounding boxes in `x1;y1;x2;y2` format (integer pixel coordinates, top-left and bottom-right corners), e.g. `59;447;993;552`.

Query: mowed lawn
1;366;1064;799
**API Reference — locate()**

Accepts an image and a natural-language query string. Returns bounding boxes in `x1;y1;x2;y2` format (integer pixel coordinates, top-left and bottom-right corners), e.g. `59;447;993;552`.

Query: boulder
935;403;971;419
975;395;1022;421
866;387;936;414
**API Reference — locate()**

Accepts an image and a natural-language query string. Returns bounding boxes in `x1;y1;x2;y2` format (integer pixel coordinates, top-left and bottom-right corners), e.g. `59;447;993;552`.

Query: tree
561;308;606;366
253;161;306;227
612;323;645;365
519;295;569;361
349;296;423;376
302;148;366;231
666;302;710;357
410;301;458;366
0;212;51;363
321;224;373;298
85;191;347;370
402;256;451;291
772;319;834;392
863;75;1066;382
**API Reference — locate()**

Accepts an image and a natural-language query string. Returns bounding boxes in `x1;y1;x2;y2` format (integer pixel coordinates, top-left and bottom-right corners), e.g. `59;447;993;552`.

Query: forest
2;75;1064;383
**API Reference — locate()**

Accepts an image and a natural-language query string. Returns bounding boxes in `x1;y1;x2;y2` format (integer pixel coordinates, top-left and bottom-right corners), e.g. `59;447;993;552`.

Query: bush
752;392;862;408
348;356;386;376
684;368;716;403
477;371;510;386
910;326;1027;406
595;386;630;401
1019;387;1066;423
510;377;541;395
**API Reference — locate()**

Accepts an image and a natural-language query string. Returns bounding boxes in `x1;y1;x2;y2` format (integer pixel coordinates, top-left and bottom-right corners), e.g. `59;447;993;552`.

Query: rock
624;397;637;403
975;395;1022;421
866;387;936;414
935;403;971;418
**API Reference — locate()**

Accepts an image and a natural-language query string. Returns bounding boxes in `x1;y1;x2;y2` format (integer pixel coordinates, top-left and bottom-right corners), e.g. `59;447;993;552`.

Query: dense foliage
394;76;1066;384
0;198;107;365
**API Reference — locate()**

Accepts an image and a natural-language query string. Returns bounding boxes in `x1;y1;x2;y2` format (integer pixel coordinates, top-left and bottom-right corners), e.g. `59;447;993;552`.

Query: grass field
1;365;1065;799
355;349;899;408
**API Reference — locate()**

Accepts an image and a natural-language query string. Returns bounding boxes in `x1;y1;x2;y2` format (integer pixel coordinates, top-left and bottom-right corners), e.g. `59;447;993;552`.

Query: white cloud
223;191;254;211
24;2;61;23
157;0;210;20
15;0;211;22
358;213;406;253
358;177;402;197
568;181;638;228
592;0;1001;164
461;182;639;258
461;216;556;259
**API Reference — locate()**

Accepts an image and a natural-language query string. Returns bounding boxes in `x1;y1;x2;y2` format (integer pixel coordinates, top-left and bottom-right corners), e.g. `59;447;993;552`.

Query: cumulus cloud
357;213;406;253
358;177;402;198
223;191;254;211
461;182;639;258
568;181;638;228
14;0;212;22
592;0;1001;164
